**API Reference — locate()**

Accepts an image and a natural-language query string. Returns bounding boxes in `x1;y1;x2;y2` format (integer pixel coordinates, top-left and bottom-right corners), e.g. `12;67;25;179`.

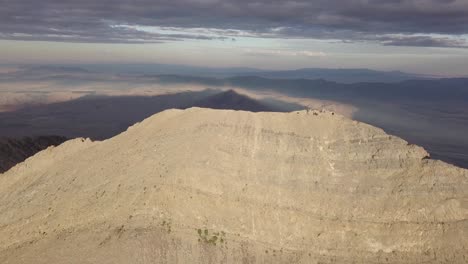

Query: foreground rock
0;108;467;264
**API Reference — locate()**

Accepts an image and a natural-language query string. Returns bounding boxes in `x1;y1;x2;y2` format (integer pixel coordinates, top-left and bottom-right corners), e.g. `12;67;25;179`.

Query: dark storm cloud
1;0;467;47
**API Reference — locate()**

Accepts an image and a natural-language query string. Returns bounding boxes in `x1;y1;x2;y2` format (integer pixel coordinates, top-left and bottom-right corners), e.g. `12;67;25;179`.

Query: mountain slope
0;136;67;173
0;108;467;263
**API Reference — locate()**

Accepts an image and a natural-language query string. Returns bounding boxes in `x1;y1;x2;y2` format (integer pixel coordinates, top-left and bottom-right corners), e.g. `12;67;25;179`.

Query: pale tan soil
0;108;467;263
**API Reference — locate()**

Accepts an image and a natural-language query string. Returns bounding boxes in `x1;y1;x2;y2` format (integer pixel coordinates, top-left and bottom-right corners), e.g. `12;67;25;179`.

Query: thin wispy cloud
243;49;327;57
1;0;468;47
377;34;468;48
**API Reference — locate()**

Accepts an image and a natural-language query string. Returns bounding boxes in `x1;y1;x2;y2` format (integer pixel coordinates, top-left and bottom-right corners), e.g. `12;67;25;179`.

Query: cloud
1;0;468;47
376;35;468;48
243;49;327;57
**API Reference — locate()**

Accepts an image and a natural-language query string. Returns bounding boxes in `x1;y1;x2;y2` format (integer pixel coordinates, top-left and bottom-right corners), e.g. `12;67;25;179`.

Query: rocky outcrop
0;108;466;263
0;136;67;173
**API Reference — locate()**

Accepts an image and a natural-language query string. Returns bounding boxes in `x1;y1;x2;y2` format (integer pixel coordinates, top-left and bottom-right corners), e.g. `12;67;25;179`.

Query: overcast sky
1;0;468;75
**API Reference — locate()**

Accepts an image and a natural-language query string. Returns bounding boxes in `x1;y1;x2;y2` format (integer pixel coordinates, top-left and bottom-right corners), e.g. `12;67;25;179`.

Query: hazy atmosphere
1;1;467;264
2;0;468;75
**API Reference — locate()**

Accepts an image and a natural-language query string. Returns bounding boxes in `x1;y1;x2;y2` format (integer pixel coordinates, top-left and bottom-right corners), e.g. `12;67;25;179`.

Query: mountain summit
0;108;467;263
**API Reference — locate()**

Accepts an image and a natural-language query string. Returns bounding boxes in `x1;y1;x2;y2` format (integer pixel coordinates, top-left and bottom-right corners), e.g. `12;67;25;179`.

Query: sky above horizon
1;0;468;76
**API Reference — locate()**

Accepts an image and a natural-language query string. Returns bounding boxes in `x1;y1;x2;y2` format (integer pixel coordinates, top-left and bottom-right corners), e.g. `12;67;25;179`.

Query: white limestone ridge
0;107;467;264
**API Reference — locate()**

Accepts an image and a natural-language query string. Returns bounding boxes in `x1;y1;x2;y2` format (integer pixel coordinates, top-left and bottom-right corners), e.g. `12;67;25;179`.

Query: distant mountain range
229;68;433;83
9;64;439;83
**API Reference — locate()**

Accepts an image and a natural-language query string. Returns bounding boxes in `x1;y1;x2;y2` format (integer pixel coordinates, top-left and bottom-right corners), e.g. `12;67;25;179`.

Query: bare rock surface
0;108;467;263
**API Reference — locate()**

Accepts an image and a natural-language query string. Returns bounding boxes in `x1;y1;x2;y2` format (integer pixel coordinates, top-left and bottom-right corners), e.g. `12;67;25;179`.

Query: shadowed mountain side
0;90;304;140
0;136;67;173
193;90;275;112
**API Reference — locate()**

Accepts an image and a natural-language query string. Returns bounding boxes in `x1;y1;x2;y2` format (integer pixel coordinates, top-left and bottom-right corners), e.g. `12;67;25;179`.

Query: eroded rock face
0;108;467;264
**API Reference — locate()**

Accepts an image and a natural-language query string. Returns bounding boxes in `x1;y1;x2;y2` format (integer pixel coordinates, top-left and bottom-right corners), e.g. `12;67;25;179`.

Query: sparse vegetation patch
196;228;226;246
